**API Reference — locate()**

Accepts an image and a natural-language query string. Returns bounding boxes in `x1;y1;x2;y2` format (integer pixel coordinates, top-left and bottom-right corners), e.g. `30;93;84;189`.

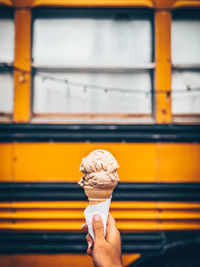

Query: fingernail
93;213;100;221
81;223;85;229
88;241;92;249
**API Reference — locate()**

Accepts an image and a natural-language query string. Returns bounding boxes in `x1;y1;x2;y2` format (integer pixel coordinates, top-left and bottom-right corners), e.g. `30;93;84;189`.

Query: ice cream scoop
79;149;119;205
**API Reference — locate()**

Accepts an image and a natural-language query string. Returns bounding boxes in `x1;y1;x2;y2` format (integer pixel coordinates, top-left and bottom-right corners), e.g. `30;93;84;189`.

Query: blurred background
0;0;200;266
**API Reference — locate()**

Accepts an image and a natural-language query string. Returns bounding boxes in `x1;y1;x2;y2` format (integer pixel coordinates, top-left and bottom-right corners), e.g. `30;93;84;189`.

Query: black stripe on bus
0;182;200;201
0;231;199;254
0;124;200;142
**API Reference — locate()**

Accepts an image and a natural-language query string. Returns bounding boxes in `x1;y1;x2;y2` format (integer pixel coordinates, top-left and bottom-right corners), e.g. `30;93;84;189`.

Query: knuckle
95;241;104;250
116;229;121;240
87;249;92;257
118;231;121;239
86;234;89;242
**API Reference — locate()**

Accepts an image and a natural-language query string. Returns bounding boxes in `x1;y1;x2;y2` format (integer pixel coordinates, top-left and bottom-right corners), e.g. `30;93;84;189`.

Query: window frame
31;7;155;124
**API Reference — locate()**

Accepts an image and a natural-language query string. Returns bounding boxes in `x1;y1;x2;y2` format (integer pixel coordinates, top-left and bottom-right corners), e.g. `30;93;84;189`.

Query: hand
82;213;122;267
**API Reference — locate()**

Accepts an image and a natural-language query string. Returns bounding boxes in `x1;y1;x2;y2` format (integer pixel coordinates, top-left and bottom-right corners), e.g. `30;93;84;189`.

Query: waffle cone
84;186;114;205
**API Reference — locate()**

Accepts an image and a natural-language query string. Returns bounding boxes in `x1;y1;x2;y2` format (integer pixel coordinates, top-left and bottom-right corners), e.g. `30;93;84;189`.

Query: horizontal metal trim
0;232;165;254
0;231;199;254
0;6;14;17
0;124;200;142
172;9;200;19
172;64;200;71
0;62;13;69
33;65;155;73
33;8;153;19
0;182;200;202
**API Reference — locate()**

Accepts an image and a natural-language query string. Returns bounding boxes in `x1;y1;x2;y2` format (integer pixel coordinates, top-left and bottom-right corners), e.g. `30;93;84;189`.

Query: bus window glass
0;72;13;113
172;71;200;114
172;20;200;64
172;14;200;115
32;9;153;118
0;12;14;114
33;72;151;114
33;18;152;67
0;18;14;63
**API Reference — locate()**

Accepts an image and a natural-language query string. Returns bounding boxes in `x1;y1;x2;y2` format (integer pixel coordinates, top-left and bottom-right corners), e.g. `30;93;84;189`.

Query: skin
82;214;122;267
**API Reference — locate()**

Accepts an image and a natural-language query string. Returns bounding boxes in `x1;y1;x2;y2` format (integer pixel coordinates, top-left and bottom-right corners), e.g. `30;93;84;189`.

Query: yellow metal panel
157;144;200;182
3;0;200;9
1;142;200;182
157;221;200;230
158;211;200;219
158;202;200;209
13;0;154;8
13;9;31;122
172;0;200;8
0;255;94;267
0;144;13;181
0;210;158;219
1;209;200;220
0;0;12;5
0;254;140;267
154;0;200;9
155;11;172;123
0;219;199;231
0;201;199;231
12;0;200;9
154;0;174;9
1;201;200;210
0;220;157;231
12;143;157;182
122;254;141;267
0;201;88;209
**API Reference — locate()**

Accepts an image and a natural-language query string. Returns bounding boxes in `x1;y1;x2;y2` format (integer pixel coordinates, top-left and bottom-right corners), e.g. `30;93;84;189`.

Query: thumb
92;213;105;243
106;214;118;242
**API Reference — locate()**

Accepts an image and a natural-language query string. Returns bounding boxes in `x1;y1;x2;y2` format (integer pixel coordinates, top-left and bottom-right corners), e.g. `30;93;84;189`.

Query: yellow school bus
0;0;200;266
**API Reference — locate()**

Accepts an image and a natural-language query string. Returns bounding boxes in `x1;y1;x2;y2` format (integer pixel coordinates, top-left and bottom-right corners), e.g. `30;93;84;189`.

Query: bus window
0;8;14;118
32;9;154;123
172;10;200;115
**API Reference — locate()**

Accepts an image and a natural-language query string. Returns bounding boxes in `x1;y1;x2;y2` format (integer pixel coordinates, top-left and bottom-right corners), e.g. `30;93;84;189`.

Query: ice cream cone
84;186;115;205
79;150;119;240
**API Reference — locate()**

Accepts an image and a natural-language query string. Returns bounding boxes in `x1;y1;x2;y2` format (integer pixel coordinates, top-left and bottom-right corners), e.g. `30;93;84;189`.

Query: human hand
82;213;122;267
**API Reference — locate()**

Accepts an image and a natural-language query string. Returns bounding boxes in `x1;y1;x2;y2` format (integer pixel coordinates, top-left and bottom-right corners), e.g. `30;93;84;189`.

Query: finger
107;214;116;227
87;241;93;257
92;213;105;243
106;214;119;242
86;234;94;257
81;223;88;231
86;233;94;247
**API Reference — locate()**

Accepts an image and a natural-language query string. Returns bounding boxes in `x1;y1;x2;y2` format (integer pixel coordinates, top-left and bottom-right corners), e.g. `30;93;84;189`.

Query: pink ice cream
78;149;119;189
